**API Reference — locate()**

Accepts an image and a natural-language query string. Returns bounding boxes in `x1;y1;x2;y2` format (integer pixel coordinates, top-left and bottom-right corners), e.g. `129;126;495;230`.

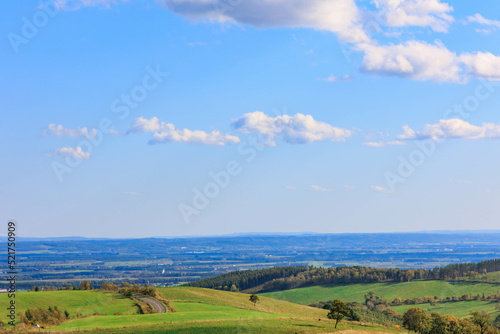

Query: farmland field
0;290;137;316
391;300;500;318
261;280;500;305
53;302;292;331
488;271;500;283
157;287;327;318
51;286;327;331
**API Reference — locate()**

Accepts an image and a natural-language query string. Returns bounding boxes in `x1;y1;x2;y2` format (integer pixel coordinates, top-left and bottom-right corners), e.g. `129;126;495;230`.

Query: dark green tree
249;294;259;306
327;299;350;329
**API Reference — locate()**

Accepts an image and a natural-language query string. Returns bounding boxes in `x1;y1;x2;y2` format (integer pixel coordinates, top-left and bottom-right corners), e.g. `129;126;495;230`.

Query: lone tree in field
402;308;429;334
327;299;350;329
470;311;492;334
249;294;259;306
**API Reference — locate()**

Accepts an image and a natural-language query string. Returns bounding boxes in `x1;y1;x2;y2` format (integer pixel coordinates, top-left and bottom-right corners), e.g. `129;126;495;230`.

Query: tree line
402;308;500;334
350;291;500;310
186;265;308;291
186;258;500;293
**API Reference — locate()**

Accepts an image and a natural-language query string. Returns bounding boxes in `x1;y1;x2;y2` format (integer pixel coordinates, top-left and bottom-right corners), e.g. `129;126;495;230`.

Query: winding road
133;294;166;313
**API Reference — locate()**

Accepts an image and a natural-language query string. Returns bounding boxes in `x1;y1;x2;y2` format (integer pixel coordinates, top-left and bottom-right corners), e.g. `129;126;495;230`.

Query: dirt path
133;294;166;313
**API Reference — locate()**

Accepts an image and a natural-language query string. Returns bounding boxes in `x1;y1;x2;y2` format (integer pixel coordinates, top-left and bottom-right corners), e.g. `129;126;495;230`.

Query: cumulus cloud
460;52;500;81
286;185;297;190
51;146;90;159
371;185;394;194
43;123;99;139
231;111;352;145
312;185;332;192
397;119;500;140
362;140;406;147
158;0;369;43
373;0;454;32
358;40;462;82
319;74;351;82
466;14;500;34
128;116;240;146
51;0;500;84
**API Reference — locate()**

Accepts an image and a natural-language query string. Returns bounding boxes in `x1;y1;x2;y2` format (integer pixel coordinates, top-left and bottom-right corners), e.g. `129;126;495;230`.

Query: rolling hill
260;280;500;305
9;287;405;333
0;290;137;316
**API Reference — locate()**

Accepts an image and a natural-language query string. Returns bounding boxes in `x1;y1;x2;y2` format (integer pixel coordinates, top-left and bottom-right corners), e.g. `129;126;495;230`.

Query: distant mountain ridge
3;230;500;241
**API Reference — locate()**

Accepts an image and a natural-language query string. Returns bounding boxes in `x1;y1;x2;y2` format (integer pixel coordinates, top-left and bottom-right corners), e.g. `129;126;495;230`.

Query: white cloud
397;119;500;140
461;52;500;81
319;74;351;82
55;0;124;10
51;146;90;160
159;0;369;43
128;117;161;133
373;0;454;33
362;140;406;147
51;0;500;84
43;123;98;139
358;40;462;82
344;185;354;191
124;191;140;195
312;185;332;192
397;125;417;140
466;14;500;34
231;111;352;145
286;185;296;190
371;185;394;194
128;116;240;146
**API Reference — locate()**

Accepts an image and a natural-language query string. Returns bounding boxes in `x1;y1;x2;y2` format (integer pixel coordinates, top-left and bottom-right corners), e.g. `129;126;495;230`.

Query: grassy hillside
391;300;500;318
261;280;500;305
488;271;500;283
0;290;137;316
34;287;335;332
156;286;326;318
58;319;404;334
54;302;290;331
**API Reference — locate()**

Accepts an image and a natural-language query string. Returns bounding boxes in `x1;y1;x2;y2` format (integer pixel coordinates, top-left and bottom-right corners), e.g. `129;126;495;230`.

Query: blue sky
1;0;500;238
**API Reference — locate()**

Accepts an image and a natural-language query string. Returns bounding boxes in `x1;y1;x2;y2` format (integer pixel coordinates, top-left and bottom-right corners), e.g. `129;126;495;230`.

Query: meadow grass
261;280;500;305
391;300;500;318
487;271;500;283
157;286;327;318
53;302;295;331
0;290;137;316
48;318;404;334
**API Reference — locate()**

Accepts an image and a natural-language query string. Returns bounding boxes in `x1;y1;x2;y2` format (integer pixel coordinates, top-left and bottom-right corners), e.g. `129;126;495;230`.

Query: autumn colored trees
402;308;498;334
